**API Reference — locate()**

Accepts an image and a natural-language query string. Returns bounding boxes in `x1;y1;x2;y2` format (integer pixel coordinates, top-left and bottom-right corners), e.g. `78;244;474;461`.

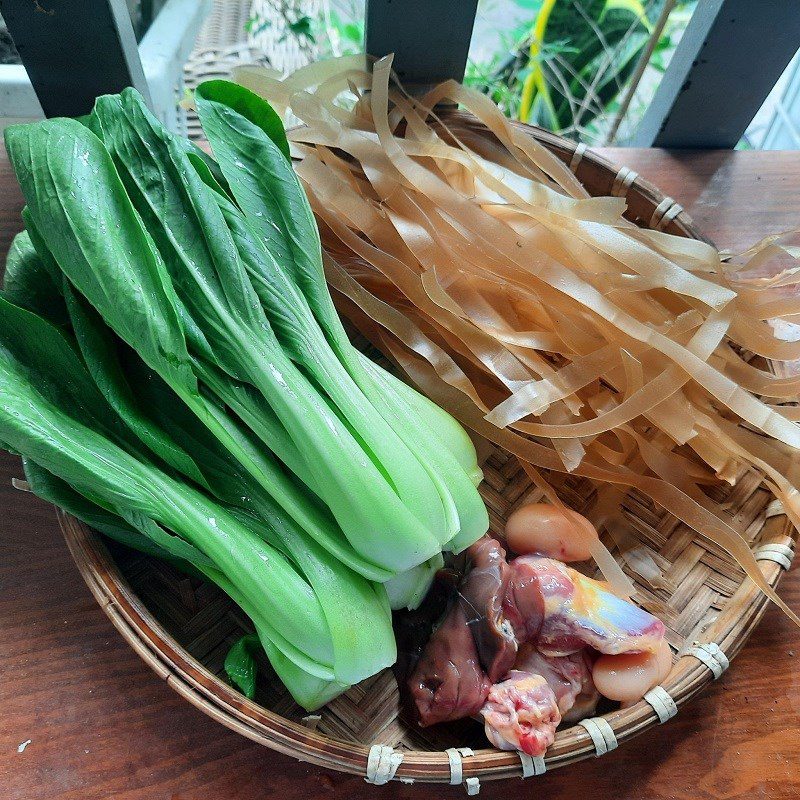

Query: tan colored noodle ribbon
238;54;800;623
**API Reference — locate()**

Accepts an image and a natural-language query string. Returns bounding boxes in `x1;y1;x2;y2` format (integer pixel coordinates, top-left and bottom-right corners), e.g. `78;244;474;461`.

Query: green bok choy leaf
2;81;487;703
0;293;395;702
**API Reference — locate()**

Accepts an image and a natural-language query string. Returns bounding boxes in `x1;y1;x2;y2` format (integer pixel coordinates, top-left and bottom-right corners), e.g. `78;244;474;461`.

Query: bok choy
0;80;487;707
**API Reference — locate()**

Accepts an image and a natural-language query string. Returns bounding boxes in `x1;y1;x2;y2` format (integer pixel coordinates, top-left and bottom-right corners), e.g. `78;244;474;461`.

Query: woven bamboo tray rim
57;119;798;784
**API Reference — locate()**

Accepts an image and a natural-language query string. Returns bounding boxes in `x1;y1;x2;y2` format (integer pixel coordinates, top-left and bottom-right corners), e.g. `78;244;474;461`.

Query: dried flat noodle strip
244;55;800;625
385;344;800;626
328;162;792;444
418;79;589;199
486;310;728;433
323;255;487;409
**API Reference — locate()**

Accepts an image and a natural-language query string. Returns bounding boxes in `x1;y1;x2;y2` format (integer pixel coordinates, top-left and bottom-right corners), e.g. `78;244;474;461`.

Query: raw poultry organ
482;647;598;753
409;506;669;755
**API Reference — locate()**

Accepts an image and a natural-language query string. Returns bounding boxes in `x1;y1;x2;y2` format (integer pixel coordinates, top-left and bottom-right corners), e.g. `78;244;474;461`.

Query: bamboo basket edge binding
57;116;798;785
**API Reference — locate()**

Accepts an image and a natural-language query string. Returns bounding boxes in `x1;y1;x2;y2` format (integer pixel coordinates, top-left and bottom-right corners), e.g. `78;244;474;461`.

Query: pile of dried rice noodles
235;54;800;621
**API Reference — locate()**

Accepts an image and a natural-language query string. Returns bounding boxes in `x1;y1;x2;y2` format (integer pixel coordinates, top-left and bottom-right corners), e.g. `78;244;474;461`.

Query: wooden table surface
1;147;799;800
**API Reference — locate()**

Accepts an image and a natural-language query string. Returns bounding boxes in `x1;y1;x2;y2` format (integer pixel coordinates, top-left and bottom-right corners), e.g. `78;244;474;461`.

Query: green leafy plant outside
464;0;696;142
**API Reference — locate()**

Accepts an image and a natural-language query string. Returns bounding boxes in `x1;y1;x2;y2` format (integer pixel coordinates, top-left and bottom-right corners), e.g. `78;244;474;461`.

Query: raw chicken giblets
506;555;665;657
482;672;561;754
409;504;668;756
481;647;597;752
409;602;491;727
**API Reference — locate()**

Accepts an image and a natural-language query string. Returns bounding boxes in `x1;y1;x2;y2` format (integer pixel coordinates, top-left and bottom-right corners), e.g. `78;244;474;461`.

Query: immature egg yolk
505;503;599;562
592;639;673;704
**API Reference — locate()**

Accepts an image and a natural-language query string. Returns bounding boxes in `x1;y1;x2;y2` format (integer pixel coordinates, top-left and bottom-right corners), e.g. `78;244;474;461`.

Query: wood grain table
1;147;799;800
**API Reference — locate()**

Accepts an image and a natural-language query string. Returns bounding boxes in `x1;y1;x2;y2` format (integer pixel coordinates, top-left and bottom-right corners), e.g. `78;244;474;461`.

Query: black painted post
365;0;479;89
629;0;800;148
0;0;151;118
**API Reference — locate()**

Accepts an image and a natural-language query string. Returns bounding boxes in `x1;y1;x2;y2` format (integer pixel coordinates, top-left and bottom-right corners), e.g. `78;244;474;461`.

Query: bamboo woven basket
57;116;798;787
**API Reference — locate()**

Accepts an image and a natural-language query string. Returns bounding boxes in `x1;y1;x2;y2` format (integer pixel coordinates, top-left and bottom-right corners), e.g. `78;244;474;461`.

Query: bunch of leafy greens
0;81;486;708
